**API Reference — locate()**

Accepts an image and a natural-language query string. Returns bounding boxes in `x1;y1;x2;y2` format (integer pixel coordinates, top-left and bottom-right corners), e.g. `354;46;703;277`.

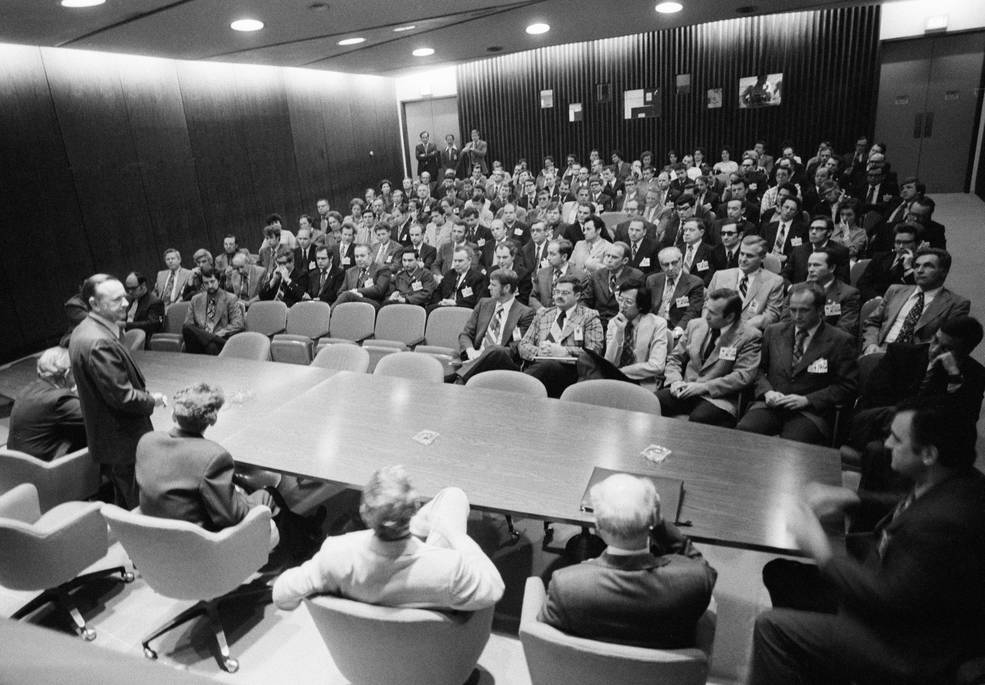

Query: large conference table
135;351;841;555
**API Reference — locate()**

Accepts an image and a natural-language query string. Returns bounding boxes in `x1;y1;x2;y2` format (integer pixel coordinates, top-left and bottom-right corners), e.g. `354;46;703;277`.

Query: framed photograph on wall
706;88;723;109
623;88;660;119
569;102;583;122
540;89;554;109
738;73;783;108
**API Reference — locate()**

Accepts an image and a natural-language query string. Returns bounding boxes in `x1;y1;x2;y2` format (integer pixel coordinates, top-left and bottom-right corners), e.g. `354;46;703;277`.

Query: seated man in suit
213;234;238;272
582;242;645;332
530;238;584;310
782;246;860;338
659;288;761;427
181;266;245;355
370;222;402;271
136;383;279;549
856;222;918;303
454;269;535;383
716;221;744;270
645;246;704;342
737;283;858;445
179;249;216;302
578;286;668;389
491;241;532;305
7;346;86;462
680;218;723;286
761;196;809;266
751;401;985;685
781;216;850;285
122;271;164;340
521;220;552;276
293;226;319;276
224;250;267;309
273;465;504;611
705;235;785;331
259;247;310;306
861;248;970;355
431;245;487;311
383;247;436;308
335;243;393;310
406;223;436;271
307;244;346;305
540;473;717;648
624;218;661;276
154;248;192;306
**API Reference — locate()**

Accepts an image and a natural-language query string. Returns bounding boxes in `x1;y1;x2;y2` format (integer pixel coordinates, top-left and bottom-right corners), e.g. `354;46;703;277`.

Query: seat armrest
0;483;42;523
520;576;548;625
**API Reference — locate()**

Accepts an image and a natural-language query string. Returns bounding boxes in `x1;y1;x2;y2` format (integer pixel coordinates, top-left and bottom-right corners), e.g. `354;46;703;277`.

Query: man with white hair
7;346;86;461
273;466;504;611
539;474;717;647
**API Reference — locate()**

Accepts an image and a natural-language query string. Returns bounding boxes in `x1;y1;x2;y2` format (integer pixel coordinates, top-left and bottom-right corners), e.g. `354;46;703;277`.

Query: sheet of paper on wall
568;102;583;122
540;89;554;109
624;88;660;119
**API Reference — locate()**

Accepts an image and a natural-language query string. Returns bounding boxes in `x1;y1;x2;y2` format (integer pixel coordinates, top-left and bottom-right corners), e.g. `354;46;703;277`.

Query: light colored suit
570;238;611;274
224;265;266;304
603;313;668;384
519;303;604;360
664;318;762;416
154;267;192;305
529;262;586;311
705;267;784;330
861;284;970;350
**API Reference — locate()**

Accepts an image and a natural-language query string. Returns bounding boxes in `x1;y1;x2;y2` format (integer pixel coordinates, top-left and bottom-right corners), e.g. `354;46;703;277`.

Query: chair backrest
245;300;288;336
857;351;885;397
519;577;714;685
560;379;662;414
763;253;782;275
100;504;270;600
304;595;494;685
858;296;883;341
218;331;271;361
0;448;100;513
311;343;370;372
285;301;332;339
163;301;191;334
373;351;445;382
850;258;871;287
122;328;146;352
424;306;474;349
600;212;628;231
374;304;427;345
466;370;548;398
329;302;377;342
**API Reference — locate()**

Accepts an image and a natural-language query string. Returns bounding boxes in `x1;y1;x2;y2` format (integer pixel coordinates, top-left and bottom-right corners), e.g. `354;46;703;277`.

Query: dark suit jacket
259;267;309;306
69;314;156;465
337;241;357;270
644;272;704;330
440;146;460;176
862;285;971;349
502;221;530;245
613;219;659;244
626;236;661;275
761;219;809;259
136;429;256;532
782;242;850;284
781;279;860;338
341;263;392;303
436;267;488;309
409;243;437;271
583;266;646;326
124;291;165;337
540;521;717;649
856;250;914;303
7;379;86;462
556;222;585;244
293;245;319;274
718;244;741;270
307;264;346;304
458;297;535;360
521;240;551;275
415;141;439;179
682;242;722;286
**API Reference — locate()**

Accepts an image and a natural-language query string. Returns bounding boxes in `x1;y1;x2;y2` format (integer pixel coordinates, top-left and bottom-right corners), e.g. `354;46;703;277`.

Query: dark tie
701;327;720;364
867;185;877;205
609;272;617;294
631;242;639;260
547;310;566;343
320;269;328;291
739;274;749;299
359;268;368;286
239;272;249;299
619;320;636;367
206;296;217;330
164;271;176;303
792;328;808;368
878;490;916;558
896;291;925;344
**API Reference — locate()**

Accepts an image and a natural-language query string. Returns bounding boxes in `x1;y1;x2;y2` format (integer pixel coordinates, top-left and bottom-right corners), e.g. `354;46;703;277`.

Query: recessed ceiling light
61;0;105;7
412;47;435;57
338;37;366;45
393;25;416;32
525;23;550;35
655;2;683;13
230;18;264;31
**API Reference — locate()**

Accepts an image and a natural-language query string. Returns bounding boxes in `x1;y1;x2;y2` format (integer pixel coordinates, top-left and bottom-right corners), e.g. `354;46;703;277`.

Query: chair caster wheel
78;627;97;641
121;571;135;583
143;646;158;660
222;657;239;673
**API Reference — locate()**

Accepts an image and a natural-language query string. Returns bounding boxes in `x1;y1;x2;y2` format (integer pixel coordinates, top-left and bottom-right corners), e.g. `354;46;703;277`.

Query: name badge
675;296;689;308
461;286;473;297
385;254;393;263
540;259;549;268
718;346;737;361
512;327;522;342
342;257;351;265
696;260;709;271
477;238;486;247
308;261;316;271
364;278;374;288
514;228;524;236
573;326;584;342
807;358;828;374
411;281;423;292
640;257;650;267
824;302;842;316
790;237;803;247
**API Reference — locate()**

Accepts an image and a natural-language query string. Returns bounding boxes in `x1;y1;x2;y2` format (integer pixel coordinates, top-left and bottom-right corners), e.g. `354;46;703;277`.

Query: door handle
923;111;934;138
913;112;924;138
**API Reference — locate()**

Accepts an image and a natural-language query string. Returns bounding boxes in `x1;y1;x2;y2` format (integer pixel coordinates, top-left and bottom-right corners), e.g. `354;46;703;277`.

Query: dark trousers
576;349;635;384
847;406;894;452
100;461;139;509
459;347;577;398
655;390;736;427
456;345;516;383
182;324;226;356
737;406;826;445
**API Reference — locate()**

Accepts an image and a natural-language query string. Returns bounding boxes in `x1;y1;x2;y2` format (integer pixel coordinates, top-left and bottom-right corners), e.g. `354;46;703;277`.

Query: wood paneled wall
456;6;881;171
0;44;401;362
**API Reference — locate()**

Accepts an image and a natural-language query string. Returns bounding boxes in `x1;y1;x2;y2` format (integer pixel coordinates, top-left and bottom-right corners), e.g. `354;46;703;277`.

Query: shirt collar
605;544;650;556
89;311;121;335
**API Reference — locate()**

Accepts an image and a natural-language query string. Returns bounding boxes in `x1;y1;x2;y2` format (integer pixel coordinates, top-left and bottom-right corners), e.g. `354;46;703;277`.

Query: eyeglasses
720;230;738;236
276;260;290;266
552;289;575;296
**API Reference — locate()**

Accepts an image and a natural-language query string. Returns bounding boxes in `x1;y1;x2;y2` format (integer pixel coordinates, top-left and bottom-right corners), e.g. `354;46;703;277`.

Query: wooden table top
209;370;841;554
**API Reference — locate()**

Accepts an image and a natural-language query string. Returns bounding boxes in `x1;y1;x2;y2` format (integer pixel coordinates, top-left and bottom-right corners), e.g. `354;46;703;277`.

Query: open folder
580;466;685;524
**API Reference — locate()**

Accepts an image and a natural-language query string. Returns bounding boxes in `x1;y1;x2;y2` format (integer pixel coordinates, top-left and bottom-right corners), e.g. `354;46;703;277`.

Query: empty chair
599;212;629;232
304;595;494;685
148;301;190;352
271;301;332;365
100;504;274;673
416;306;474;358
850;258;871;287
122;328;146;352
310;343;370;372
466;370;548;398
245;300;288;336
0;447;99;512
519;577;716;685
371;304;427;349
373;351;444;382
217;331;271;361
560;379;662;415
763;253;782;275
323;302;376;344
0;483;132;640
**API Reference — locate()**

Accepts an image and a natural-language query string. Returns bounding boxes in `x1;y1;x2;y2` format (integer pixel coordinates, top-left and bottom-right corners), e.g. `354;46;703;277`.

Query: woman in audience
713;146;738;176
833;197;868;260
